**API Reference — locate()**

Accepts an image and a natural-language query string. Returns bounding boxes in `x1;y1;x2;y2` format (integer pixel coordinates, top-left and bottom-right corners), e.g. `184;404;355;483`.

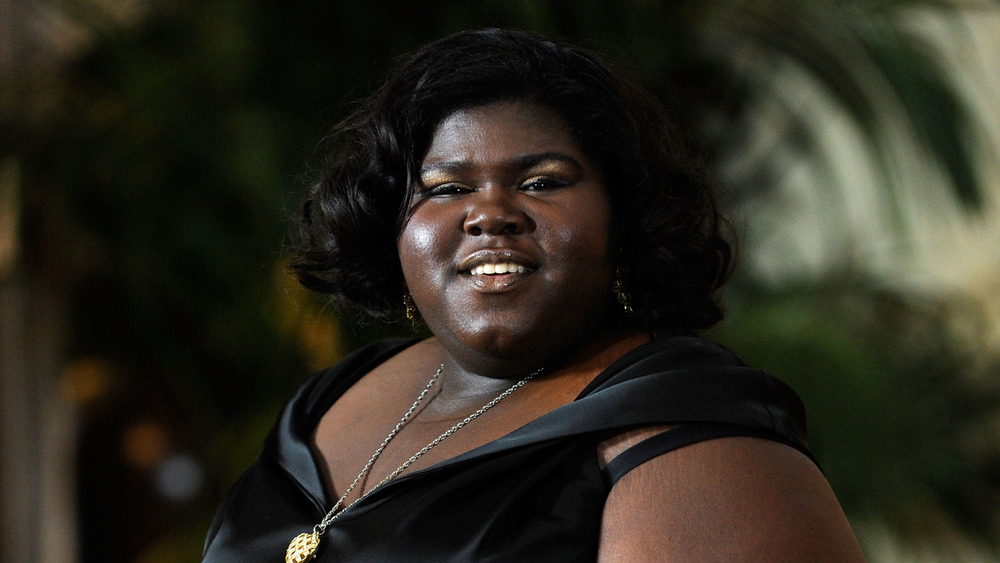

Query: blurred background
2;0;998;561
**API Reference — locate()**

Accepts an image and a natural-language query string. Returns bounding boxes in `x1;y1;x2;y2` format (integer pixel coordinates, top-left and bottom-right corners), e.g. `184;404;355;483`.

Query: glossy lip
458;249;537;293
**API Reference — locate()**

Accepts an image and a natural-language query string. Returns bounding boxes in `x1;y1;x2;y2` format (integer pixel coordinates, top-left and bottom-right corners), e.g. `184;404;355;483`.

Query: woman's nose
463;189;529;236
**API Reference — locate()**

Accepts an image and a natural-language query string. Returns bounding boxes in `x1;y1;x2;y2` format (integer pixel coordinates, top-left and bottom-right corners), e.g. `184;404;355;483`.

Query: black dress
202;335;814;562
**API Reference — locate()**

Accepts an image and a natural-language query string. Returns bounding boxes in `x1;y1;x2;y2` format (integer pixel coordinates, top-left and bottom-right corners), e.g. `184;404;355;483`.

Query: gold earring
612;267;634;316
403;291;418;328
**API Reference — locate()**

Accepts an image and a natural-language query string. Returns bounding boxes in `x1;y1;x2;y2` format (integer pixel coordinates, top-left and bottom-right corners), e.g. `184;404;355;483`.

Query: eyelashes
519;176;569;191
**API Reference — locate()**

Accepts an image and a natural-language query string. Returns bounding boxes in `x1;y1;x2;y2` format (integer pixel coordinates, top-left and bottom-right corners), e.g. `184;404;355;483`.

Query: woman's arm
597;434;866;562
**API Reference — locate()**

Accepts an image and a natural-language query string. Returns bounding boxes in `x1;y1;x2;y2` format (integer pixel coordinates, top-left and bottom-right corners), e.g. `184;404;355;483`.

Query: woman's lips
458;250;536;292
469;262;527;275
465;268;528;292
458;249;536;274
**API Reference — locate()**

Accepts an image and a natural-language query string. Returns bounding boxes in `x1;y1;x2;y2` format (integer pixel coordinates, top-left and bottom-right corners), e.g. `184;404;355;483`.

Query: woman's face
398;100;616;375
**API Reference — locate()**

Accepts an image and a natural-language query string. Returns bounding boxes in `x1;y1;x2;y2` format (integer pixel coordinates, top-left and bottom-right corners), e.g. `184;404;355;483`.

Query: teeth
470;263;527;275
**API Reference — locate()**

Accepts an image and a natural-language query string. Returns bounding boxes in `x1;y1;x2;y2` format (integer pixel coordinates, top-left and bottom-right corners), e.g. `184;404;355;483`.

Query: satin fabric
202;335;812;562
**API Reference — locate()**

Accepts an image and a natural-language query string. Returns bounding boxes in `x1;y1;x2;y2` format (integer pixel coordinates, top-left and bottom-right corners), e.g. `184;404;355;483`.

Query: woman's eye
520;177;568;191
424;183;471;196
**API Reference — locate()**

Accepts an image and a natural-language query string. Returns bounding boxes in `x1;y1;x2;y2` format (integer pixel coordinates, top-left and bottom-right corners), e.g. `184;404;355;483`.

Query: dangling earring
612;267;634;316
402;290;418;329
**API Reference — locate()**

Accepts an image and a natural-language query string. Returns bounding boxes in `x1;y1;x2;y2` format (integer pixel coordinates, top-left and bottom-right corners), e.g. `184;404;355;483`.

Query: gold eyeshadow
525;162;577;180
418;170;454;187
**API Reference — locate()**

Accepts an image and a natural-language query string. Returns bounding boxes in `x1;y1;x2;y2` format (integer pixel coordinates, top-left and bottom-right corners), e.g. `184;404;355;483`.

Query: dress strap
602;422;819;487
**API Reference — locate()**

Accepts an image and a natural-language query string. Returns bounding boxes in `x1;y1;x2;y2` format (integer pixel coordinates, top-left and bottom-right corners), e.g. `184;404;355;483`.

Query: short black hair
290;28;735;331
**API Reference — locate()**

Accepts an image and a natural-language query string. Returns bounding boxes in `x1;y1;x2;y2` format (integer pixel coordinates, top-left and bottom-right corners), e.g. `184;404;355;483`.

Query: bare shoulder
598;432;866;562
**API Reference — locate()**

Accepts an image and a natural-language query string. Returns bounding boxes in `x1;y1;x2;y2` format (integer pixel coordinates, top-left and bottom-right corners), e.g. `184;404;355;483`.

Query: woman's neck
425;324;650;416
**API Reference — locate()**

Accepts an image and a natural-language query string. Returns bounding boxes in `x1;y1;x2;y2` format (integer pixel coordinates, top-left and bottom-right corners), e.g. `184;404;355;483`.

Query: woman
203;29;864;562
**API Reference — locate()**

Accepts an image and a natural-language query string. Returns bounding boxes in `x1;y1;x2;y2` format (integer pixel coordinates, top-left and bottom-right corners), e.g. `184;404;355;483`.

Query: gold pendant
286;531;320;563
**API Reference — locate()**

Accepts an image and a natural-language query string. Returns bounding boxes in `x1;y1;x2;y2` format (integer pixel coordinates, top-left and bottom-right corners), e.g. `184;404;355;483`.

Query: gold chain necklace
285;363;541;563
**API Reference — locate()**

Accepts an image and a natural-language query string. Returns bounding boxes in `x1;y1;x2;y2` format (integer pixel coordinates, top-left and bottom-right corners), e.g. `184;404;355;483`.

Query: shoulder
598;432;865;562
592;336;862;560
296;338;424;411
263;337;423;449
585;334;744;387
581;335;809;450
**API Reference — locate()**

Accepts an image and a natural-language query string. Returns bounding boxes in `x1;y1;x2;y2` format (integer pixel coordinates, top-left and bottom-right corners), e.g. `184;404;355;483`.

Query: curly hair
290;28;735;331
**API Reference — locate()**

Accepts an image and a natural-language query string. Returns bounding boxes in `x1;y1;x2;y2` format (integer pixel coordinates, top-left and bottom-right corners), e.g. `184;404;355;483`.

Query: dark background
2;1;999;561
